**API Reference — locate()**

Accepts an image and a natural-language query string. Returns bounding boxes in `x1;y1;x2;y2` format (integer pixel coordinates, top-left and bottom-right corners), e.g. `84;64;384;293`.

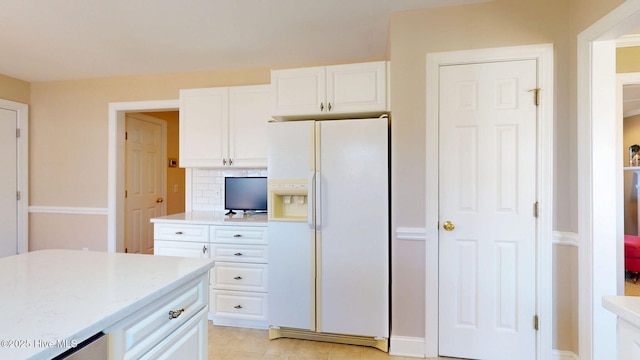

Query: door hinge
125;131;128;140
534;202;539;218
528;88;541;106
16;191;20;200
16;128;20;138
125;190;127;199
534;315;539;331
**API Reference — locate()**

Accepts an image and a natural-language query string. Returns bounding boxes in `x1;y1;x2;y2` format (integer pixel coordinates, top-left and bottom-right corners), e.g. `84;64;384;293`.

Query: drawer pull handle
175;231;183;235
202;245;208;254
234;276;243;280
234;305;243;309
234;252;243;256
168;308;185;320
233;234;242;238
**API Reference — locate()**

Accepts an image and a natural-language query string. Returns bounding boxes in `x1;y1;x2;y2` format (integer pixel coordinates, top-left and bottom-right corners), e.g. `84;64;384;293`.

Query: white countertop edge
151;211;267;226
603;296;640;329
33;257;214;360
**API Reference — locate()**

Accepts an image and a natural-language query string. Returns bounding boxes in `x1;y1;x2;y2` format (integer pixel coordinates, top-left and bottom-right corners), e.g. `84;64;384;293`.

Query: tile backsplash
191;168;267;211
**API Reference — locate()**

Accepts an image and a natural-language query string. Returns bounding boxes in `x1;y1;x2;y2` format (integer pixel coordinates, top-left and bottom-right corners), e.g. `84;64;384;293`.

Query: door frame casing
425;43;554;358
0;99;28;254
108;100;178;253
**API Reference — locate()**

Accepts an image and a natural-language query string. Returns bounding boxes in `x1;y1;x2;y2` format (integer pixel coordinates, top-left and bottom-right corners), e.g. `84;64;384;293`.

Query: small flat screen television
224;177;268;215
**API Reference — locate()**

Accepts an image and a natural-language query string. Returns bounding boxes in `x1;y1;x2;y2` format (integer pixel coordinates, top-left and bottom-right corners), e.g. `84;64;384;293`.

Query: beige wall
28;68;271;251
0;73;30;104
388;0;572;344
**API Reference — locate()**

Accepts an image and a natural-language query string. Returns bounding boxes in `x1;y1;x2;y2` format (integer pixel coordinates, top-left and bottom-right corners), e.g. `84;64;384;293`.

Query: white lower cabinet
153;219;268;329
210;224;268;328
108;274;208;360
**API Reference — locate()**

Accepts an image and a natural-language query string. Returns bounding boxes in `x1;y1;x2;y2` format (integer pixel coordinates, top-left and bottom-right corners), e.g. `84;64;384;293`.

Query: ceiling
0;0;491;83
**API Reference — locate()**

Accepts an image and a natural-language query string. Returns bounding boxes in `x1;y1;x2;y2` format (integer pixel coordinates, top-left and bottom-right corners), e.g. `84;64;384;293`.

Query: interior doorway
577;1;640;359
0;99;28;257
107;100;179;253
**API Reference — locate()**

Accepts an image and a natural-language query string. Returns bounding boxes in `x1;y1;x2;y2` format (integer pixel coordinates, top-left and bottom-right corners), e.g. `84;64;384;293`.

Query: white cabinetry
152;216;268;329
108;274;209;360
210;225;268;328
179;84;271;168
153;223;210;258
271;61;388;119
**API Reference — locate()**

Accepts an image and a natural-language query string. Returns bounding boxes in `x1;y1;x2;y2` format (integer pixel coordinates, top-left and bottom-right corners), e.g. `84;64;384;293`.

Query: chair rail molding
395;227;426;241
553;231;579;247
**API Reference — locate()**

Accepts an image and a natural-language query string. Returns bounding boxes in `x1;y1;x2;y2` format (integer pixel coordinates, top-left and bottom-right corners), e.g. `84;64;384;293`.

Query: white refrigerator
267;117;389;340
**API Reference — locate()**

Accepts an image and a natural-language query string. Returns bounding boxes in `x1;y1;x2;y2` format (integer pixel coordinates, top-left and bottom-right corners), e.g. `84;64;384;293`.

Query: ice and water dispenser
268;179;310;221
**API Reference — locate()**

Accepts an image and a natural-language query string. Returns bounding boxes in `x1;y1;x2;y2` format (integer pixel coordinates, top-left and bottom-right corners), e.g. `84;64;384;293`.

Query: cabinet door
326;61;387;115
228;85;271;168
154;240;209;258
271;66;325;117
139;307;208;360
179;87;228;167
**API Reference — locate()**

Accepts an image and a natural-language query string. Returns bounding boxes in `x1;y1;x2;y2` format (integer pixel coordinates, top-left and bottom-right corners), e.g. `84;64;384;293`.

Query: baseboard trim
29;206;108;215
553;349;579;360
389;336;425;358
388;336;578;360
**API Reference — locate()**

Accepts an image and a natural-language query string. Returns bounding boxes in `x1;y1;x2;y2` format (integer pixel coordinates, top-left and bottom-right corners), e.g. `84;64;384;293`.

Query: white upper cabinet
271;61;388;119
179;84;271;168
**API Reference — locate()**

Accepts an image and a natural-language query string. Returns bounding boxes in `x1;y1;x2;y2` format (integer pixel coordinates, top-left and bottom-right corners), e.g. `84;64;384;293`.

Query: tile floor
208;323;465;360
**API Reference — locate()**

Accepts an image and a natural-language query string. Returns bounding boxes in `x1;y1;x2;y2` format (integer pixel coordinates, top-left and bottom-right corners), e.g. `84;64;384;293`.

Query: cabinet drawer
211;244;267;263
154;240;210;259
154;223;209;242
211;262;268;292
210;289;267;321
211;226;267;245
107;275;208;359
139;307;208;360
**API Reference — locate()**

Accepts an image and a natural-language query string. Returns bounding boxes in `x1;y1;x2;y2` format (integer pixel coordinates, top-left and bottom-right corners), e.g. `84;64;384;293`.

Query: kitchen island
0;249;214;360
603;295;640;360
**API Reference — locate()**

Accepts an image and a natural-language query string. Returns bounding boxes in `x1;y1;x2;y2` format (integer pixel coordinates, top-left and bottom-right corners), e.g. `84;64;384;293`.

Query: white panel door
438;60;537;360
317;118;389;338
0;108;17;258
125;115;165;255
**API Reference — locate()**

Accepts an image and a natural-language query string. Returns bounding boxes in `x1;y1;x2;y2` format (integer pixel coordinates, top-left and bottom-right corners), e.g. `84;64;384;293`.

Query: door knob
443;221;455;231
156;197;164;203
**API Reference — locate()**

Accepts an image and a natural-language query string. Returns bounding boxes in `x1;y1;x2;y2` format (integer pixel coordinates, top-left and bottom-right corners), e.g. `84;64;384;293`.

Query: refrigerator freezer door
267;120;316;331
316;118;389;338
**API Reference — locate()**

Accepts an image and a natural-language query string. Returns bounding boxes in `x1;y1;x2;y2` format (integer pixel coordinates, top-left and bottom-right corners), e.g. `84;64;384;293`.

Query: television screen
224;177;268;214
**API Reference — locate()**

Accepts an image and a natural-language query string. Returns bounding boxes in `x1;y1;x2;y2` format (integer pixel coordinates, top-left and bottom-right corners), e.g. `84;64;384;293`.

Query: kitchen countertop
603;295;640;328
151;210;268;225
0;249;214;360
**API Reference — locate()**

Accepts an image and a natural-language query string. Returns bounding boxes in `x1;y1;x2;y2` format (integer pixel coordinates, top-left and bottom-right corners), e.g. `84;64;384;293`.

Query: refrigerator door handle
308;171;316;231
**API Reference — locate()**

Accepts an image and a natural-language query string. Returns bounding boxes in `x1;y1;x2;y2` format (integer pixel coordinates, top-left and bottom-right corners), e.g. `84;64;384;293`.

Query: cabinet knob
168;308;185;320
328;102;332;111
320;102;324;111
234;305;243;309
234;276;243;280
202;245;208;254
233;234;242;238
175;231;183;235
229;158;233;165
234;252;243;256
222;158;227;166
